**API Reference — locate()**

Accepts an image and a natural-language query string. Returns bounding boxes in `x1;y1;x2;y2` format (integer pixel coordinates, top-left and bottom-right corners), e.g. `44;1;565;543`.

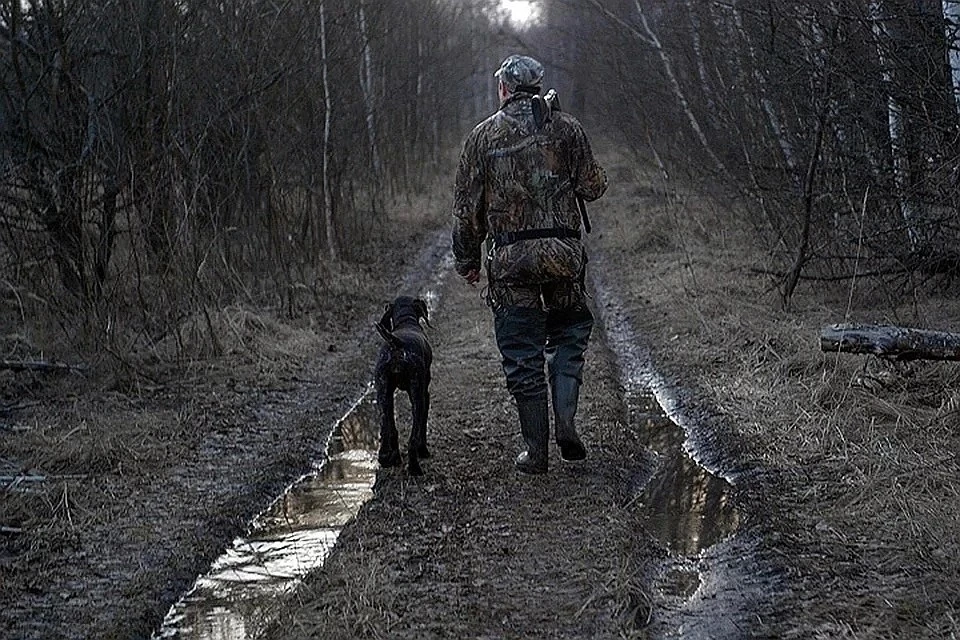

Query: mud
1;228;451;640
6;150;958;640
155;248;746;640
155;251;455;639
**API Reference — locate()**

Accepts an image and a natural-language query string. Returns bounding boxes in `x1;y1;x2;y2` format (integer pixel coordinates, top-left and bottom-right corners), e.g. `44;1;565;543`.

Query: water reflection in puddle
155;249;452;640
588;263;741;571
154;391;381;640
629;397;739;557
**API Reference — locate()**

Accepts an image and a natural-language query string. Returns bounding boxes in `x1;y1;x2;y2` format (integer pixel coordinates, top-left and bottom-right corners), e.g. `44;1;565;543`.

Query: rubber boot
552;375;587;461
515;394;549;474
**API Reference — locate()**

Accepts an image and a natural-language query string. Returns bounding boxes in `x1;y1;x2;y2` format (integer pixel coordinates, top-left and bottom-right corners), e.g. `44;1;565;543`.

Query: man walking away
452;54;608;474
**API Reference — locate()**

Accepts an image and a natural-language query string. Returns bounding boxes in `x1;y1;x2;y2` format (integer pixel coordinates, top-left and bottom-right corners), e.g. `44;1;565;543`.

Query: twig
1;278;26;324
0;475;46;483
750;266;908;281
1;400;40;412
0;359;88;373
1;474;87;481
463;429;513;440
61;483;73;528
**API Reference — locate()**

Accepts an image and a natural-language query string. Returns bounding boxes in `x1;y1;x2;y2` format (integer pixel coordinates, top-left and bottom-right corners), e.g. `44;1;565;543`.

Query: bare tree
586;0;726;175
320;0;336;262
870;0;923;249
357;0;383;180
0;0;497;351
570;0;960;299
946;0;960;113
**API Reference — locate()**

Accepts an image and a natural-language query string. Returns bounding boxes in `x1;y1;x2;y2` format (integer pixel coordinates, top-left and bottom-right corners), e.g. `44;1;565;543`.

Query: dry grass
5;144;958;637
168;305;320;363
293;553;400;639
593;150;960;637
0;192;452;637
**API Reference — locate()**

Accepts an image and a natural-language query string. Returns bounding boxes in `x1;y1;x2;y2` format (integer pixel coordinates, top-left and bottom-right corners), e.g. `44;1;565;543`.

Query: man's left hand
463;268;480;285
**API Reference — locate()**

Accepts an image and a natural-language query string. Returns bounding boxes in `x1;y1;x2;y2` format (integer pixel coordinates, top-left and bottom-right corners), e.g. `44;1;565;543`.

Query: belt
491;227;580;248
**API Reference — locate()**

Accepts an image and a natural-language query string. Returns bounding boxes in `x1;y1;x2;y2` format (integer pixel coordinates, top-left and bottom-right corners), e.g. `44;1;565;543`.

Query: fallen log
820;324;960;361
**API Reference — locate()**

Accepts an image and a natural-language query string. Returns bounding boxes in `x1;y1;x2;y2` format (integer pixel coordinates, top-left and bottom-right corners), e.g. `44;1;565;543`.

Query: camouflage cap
494;54;544;91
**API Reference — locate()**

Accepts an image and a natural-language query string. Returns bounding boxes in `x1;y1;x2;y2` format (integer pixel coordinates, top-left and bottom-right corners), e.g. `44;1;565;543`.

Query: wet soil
0;217;451;639
4;149;960;639
263;256;658;639
256;234;764;639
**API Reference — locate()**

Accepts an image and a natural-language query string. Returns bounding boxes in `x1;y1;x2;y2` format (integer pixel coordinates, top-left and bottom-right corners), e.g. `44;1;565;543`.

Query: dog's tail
375;322;405;349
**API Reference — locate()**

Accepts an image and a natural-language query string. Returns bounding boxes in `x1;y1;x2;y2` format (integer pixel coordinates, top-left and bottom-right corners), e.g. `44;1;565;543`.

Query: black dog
374;296;432;475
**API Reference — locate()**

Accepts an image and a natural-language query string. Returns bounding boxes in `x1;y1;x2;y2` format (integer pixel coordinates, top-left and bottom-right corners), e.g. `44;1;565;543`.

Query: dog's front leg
407;378;430;476
376;377;401;467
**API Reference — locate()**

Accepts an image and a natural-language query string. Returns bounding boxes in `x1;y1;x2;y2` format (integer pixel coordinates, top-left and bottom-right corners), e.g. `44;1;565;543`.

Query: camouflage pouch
487;237;585;284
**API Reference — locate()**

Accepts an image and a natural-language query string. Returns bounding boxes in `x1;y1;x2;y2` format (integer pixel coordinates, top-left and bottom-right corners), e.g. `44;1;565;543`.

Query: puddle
154;247;454;640
152;243;734;637
587;262;741;562
153;391;381;640
629;398;739;557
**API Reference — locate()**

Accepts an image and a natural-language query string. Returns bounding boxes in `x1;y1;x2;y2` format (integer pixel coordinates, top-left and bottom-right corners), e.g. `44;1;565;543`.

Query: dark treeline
525;1;960;305
5;0;960;353
0;0;515;353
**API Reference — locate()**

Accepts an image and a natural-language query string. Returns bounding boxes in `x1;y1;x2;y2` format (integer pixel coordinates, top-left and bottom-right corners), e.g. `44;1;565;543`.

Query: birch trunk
416;36;427;155
683;0;716;117
357;0;382;177
584;0;725;174
634;0;725;174
587;0;725;175
870;0;922;249
818;3;880;179
806;3;881;231
320;0;337;262
417;38;424;102
944;0;960;113
729;0;801;193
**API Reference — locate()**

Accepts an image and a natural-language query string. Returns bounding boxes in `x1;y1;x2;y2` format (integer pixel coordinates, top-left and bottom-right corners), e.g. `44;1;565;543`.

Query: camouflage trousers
491;280;594;401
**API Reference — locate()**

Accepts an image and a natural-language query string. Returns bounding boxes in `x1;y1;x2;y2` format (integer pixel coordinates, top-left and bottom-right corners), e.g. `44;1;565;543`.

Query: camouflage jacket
452;92;607;284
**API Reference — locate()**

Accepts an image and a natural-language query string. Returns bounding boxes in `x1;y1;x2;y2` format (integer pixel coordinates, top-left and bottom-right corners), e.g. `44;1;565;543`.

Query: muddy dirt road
4;151;959;639
246;224;784;639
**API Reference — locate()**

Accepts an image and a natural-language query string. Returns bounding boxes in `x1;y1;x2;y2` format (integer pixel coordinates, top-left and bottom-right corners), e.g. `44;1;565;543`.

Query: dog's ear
414;298;431;328
379;303;393;331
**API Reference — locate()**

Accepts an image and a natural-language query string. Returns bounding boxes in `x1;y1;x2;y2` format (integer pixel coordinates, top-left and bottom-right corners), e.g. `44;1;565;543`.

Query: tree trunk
944;0;960;113
821;323;960;360
93;183;119;302
729;0;801;193
0;360;89;373
586;0;726;175
320;0;337;262
357;0;383;178
870;0;923;249
683;0;717;117
783;113;826;305
635;0;726;174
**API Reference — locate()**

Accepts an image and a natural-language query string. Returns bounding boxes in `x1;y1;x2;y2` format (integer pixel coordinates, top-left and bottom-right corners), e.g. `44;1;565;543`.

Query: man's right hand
463;268;480;285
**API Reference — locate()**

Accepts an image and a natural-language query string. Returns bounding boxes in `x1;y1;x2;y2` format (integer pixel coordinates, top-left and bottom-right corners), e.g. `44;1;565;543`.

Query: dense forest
2;0;960;351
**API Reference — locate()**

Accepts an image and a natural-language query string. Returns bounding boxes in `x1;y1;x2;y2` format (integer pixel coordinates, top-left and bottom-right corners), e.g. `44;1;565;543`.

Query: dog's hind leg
406;379;429;475
376;378;401;467
418;389;431;459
